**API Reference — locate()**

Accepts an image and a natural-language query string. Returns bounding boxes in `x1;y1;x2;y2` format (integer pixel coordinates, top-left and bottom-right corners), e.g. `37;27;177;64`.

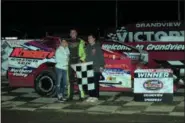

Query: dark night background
2;1;185;38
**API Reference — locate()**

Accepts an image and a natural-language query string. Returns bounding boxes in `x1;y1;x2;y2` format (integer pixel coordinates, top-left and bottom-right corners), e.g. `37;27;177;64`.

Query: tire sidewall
35;69;56;97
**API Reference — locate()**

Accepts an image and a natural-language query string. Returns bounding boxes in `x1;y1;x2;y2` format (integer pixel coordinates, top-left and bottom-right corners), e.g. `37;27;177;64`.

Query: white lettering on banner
134;69;173;94
144;32;154;41
134;32;143;42
135;44;184;51
144;94;163;97
154;31;168;41
135;69;172;73
137;72;169;78
136;22;181;28
102;44;131;51
144;98;162;102
147;44;184;51
169;31;182;36
135;45;145;50
116;31;184;42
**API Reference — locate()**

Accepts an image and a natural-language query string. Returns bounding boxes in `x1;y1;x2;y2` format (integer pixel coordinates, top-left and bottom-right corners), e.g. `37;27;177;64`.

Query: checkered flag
107;33;118;41
107;26;127;41
71;62;95;91
116;26;126;33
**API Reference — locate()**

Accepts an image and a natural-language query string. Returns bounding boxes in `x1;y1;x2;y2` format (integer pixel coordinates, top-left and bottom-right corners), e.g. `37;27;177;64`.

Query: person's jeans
55;67;67;98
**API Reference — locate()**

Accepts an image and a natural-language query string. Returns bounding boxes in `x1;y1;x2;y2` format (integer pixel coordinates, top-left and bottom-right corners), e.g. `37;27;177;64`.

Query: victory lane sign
134;69;173;103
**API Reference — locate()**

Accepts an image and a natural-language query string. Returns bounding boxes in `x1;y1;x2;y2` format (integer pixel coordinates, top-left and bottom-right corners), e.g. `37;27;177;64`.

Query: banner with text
134;69;173;102
106;21;184;42
102;41;184;68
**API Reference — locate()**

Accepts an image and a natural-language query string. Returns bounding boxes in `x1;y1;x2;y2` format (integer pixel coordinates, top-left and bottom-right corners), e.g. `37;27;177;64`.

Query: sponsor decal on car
104;68;130;74
124;53;141;60
143;80;163;90
9;67;33;77
104;52;122;59
10;48;55;59
9;57;39;65
106;76;116;81
105;64;129;70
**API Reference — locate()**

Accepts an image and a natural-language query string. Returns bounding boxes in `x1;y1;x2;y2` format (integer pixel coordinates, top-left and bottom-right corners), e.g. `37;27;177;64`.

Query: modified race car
7;36;181;97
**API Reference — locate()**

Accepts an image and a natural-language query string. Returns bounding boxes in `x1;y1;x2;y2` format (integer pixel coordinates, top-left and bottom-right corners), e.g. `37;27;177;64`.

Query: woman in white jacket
55;39;70;102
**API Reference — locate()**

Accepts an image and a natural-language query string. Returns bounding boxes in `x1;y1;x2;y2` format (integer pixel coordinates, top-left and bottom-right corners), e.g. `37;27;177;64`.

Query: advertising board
106;21;184;42
105;21;184;68
134;69;173;102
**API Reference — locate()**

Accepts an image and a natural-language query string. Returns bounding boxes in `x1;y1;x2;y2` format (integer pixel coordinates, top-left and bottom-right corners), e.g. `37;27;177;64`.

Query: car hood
22;40;54;52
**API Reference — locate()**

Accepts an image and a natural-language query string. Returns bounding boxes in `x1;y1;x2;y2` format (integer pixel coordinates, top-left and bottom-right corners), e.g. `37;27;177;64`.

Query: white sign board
134;69;173;102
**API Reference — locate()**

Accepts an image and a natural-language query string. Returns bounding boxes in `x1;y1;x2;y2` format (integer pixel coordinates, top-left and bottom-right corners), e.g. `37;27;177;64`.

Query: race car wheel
34;69;56;97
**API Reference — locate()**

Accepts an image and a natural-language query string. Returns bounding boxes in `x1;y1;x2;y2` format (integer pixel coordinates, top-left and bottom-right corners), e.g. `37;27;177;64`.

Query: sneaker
79;97;86;101
86;97;93;102
63;97;67;101
89;97;98;103
67;97;73;101
178;79;184;85
58;98;65;103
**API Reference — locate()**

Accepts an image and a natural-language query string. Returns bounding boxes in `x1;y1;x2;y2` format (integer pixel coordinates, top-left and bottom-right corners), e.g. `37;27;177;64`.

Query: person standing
67;29;86;101
85;34;105;103
55;39;70;102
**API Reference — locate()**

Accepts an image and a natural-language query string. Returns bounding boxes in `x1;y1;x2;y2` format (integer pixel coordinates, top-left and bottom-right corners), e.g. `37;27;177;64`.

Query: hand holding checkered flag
71;62;95;91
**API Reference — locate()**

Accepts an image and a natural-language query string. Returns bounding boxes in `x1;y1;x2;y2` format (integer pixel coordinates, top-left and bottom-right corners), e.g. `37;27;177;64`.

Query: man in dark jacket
85;34;105;103
67;29;86;101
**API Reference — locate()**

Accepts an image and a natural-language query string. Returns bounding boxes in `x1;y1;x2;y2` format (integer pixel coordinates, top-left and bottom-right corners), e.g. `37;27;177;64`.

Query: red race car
7;36;181;97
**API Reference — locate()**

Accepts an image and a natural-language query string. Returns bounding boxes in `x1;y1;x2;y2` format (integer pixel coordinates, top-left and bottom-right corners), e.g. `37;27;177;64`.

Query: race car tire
34;68;56;97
